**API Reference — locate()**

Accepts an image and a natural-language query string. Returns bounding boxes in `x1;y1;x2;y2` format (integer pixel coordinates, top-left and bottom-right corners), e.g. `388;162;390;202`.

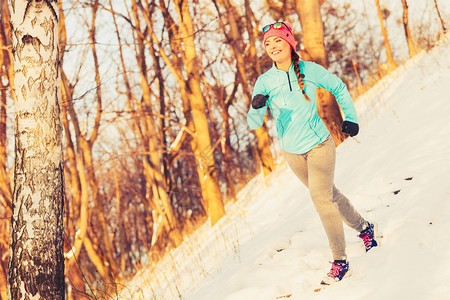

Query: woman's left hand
342;121;359;137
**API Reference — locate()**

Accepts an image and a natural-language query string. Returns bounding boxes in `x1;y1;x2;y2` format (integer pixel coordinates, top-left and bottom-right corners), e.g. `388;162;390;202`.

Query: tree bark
0;3;13;294
374;0;397;71
0;0;12;211
0;220;8;300
8;0;65;298
175;0;226;225
401;0;416;58
0;257;7;300
295;0;346;144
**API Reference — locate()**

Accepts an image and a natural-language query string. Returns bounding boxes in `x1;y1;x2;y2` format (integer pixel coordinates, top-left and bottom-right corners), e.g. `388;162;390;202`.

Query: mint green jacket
247;61;358;154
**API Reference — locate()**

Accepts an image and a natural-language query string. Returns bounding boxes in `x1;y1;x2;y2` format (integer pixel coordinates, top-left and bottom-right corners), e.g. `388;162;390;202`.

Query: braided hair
291;49;311;102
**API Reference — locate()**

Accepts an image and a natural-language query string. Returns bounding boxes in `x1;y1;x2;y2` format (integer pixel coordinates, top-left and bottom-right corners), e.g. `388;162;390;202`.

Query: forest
0;0;447;299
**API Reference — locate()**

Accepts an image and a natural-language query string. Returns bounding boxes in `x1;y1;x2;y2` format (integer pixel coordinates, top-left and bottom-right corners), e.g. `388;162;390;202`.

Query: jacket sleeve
308;62;358;124
247;77;268;130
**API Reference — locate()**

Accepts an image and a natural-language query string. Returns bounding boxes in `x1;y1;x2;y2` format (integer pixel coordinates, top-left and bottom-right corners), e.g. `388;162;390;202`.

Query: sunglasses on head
262;22;292;33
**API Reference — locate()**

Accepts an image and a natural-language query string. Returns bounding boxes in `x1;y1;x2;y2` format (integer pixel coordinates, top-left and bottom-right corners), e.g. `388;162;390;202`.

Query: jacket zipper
286;72;292;91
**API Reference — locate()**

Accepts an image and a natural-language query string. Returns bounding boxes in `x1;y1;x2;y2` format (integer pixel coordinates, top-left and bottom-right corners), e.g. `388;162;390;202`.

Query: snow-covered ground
120;34;450;300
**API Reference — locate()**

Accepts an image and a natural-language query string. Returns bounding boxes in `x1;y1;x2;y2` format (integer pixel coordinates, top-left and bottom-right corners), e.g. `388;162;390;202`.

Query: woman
247;21;378;285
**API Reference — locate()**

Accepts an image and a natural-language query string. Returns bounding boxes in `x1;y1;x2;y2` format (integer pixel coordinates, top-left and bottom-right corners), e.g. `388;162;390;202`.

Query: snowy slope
120;34;450;300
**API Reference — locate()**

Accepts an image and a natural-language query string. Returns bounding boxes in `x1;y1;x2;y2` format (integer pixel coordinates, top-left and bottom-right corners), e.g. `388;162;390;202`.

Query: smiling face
264;36;292;71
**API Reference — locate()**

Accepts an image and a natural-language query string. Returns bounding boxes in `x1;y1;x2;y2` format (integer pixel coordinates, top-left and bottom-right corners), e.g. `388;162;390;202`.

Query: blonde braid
292;50;311;102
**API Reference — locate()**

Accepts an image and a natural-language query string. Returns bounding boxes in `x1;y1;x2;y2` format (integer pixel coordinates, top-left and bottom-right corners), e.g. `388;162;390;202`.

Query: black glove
342;120;359;137
251;94;269;109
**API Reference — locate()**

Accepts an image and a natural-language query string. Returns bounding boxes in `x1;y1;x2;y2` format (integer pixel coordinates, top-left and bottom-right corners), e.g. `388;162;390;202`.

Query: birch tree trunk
8;0;64;298
295;0;346;144
374;0;397;71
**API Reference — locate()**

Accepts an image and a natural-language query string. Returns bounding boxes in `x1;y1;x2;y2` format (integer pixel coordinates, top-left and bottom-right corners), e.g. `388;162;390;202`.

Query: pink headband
263;22;297;51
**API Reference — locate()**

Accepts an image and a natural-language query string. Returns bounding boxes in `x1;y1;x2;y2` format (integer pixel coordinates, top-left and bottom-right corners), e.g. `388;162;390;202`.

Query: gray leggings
284;135;366;260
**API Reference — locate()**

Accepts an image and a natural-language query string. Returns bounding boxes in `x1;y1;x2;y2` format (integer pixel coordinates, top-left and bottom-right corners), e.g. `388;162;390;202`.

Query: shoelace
327;262;342;277
359;231;372;248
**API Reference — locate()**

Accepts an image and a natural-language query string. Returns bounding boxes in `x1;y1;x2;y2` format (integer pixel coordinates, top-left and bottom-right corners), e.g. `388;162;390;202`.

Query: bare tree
59;1;125;297
401;0;416;58
125;0;183;247
212;0;275;180
374;0;397;71
59;7;91;298
433;0;447;33
176;0;226;225
135;0;226;225
8;0;64;298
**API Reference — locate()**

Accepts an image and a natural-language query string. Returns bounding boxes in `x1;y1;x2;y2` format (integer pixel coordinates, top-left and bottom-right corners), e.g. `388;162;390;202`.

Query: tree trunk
167;0;226;225
0;219;8;299
66;264;89;300
59;1;121;294
142;0;226;225
0;3;12;294
58;5;89;297
374;0;397;71
296;0;327;67
8;0;65;298
0;257;7;300
130;0;183;247
61;69;89;300
433;0;447;33
401;0;416;58
0;0;12;210
109;5;156;251
183;2;225;225
295;0;346;144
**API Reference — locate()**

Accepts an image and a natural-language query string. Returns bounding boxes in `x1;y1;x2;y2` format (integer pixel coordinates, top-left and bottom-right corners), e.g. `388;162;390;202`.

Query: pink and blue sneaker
321;260;350;285
358;221;378;252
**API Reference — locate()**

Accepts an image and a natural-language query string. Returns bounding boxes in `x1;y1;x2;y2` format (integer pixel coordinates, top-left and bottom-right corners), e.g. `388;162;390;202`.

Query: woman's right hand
251;94;269;109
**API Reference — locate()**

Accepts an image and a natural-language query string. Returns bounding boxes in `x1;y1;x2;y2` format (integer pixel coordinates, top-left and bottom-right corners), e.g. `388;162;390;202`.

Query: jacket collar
271;62;294;73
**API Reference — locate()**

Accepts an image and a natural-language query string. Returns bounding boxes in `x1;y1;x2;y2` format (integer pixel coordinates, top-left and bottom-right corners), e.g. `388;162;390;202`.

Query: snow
120;34;450;300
